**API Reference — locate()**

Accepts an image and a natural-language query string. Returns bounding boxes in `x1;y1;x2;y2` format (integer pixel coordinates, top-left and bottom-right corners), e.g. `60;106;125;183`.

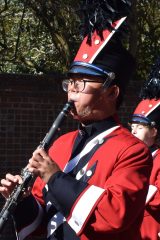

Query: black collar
70;116;119;168
149;144;159;154
78;116;118;138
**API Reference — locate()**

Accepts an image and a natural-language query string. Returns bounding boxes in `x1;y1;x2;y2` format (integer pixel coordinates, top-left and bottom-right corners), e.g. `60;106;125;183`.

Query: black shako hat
129;56;160;129
68;0;135;94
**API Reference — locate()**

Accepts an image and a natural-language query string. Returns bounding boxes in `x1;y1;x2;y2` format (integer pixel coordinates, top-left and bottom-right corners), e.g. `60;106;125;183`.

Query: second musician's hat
129;56;160;128
68;0;135;92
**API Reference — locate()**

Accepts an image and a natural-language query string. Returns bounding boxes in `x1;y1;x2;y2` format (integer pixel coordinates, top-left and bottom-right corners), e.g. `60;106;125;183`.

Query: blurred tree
0;0;80;73
130;0;160;81
0;0;159;78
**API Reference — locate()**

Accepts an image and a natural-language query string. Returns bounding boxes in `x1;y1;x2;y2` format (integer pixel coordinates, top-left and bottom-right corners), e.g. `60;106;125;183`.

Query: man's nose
131;127;137;134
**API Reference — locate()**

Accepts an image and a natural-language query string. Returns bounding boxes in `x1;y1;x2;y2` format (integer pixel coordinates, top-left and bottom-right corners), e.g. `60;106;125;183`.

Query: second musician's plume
0;101;73;233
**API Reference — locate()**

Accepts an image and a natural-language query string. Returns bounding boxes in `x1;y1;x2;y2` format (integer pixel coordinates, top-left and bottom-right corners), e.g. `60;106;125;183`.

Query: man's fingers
6;173;20;183
0;186;7;192
15;175;23;184
0;186;11;198
33;148;48;160
1;179;12;187
27;166;39;176
28;158;41;168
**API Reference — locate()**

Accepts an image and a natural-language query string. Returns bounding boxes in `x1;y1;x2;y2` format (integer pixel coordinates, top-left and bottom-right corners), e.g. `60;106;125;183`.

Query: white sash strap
146;185;157;204
152;149;158;158
63;126;119;173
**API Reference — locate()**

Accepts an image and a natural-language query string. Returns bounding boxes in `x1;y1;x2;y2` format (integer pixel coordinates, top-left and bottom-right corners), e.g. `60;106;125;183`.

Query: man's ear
151;127;158;138
105;85;119;101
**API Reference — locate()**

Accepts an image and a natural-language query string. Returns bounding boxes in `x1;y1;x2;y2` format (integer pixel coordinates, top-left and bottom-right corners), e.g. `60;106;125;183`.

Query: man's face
67;75;118;124
130;123;157;146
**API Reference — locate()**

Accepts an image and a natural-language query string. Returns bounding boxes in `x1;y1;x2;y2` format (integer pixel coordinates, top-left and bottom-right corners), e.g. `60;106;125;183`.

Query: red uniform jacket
140;148;160;240
14;125;152;240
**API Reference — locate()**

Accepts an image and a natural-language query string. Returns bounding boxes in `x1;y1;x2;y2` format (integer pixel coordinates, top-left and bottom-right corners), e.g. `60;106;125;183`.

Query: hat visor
129;114;152;125
68;61;111;78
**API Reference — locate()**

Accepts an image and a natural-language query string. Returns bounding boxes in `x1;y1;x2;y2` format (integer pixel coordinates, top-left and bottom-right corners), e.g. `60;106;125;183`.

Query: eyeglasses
62;78;106;93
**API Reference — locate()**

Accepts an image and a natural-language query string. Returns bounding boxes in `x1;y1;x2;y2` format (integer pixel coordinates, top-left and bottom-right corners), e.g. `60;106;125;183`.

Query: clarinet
0;101;73;233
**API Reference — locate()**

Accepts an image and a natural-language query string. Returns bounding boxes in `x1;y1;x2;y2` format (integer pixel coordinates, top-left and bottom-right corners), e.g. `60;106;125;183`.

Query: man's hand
0;174;22;199
27;148;61;183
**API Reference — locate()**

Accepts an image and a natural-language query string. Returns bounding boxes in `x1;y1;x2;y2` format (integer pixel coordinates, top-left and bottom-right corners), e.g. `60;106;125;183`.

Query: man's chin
71;111;84;121
70;107;92;122
72;114;79;120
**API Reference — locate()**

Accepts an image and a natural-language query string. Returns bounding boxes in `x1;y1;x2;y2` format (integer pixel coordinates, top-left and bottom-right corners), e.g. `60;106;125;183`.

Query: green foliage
0;0;80;73
135;0;160;81
0;0;159;79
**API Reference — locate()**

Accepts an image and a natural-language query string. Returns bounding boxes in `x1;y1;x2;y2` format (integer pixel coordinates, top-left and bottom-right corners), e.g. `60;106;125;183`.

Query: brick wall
0;73;140;239
119;78;141;125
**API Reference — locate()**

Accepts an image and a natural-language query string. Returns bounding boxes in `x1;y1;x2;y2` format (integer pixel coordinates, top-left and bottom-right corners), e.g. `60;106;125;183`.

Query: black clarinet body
0;101;73;233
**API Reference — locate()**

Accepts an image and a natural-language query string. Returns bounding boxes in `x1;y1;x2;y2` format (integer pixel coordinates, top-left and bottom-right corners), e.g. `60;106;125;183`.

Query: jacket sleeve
13;177;46;240
44;142;152;236
13;194;45;240
145;151;160;219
